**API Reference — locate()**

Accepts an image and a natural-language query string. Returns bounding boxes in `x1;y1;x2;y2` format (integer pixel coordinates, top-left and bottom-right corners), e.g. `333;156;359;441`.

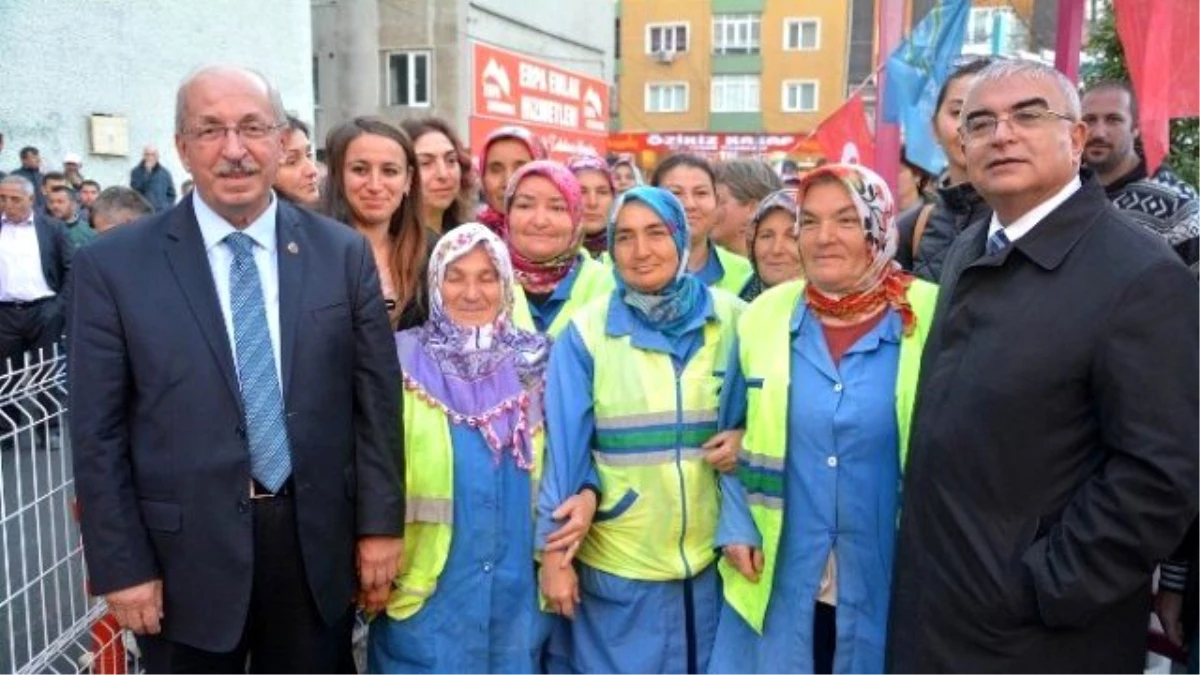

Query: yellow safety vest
571;289;745;581
386;384;544;620
718;278;939;633
711;245;754;296
512;254;615;336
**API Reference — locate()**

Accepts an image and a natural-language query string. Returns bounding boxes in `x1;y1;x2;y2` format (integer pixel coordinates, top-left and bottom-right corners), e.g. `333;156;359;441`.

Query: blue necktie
986;228;1011;256
225;232;292;492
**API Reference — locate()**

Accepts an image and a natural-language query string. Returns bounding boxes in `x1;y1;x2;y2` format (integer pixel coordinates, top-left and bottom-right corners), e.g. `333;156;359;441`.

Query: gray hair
175;65;287;134
92;186;153;227
0;175;35;196
714;159;784;204
967;59;1081;119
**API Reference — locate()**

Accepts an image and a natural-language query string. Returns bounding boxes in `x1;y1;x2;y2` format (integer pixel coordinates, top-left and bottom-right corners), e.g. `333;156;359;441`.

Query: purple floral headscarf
395;223;551;470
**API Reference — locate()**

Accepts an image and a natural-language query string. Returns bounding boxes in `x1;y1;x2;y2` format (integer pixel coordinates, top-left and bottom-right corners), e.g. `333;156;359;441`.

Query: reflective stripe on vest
573;289;745;582
512;254;615;336
719;278;939;633
711;245;755;296
386;383;544;620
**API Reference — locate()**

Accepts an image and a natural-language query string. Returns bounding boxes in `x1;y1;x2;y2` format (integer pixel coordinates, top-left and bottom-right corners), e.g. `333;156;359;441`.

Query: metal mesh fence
0;347;139;674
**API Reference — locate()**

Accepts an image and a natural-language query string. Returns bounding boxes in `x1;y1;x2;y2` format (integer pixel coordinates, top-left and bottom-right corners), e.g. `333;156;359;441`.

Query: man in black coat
69;65;405;673
887;60;1199;673
0;174;72;364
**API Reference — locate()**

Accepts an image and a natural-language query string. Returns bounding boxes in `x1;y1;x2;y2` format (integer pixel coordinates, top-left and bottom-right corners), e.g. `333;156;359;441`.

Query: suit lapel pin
287;241;299;255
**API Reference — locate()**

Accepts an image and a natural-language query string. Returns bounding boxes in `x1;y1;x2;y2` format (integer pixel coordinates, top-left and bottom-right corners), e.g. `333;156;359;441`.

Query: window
647;23;688;53
713;14;761;55
783;18;820;50
711;75;759;113
782;80;819;113
646;83;688;113
387;50;431;107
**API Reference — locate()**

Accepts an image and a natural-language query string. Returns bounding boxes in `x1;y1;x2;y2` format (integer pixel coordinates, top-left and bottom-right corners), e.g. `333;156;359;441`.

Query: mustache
1085;140;1111;149
214;159;261;176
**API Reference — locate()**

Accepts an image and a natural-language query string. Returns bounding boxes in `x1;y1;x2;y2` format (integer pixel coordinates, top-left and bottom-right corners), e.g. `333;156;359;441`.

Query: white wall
0;0;313;196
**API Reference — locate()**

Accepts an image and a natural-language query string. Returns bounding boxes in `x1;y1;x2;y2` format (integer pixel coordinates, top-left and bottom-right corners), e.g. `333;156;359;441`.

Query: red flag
1114;0;1199;173
814;93;876;169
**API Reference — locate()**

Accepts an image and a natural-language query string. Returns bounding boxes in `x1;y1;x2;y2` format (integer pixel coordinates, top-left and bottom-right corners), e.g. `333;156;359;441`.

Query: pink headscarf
502;160;585;294
567;155;617;256
477;125;548;236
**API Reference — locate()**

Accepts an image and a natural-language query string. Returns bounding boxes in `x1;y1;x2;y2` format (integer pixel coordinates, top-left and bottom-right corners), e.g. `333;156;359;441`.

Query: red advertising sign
471;41;609;160
605;132;824;157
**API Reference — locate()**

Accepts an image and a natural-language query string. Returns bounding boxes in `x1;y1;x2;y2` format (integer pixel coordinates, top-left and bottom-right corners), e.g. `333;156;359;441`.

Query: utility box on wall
89;114;130;156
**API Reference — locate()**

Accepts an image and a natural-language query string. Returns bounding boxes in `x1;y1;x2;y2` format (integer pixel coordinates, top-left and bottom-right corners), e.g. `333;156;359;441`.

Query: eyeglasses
183;121;285;144
959;108;1075;142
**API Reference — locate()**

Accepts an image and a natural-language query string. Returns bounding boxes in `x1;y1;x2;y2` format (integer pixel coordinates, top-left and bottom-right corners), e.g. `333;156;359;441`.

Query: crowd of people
0;55;1189;674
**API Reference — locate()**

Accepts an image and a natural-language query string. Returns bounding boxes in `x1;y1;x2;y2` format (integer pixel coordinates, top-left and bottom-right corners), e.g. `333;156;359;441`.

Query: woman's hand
723;544;764;582
540;550;581;618
545;489;597;567
703;430;745;474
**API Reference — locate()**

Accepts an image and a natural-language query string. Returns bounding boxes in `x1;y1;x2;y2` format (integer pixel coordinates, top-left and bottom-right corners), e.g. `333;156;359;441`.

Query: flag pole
875;0;906;193
1054;0;1086;84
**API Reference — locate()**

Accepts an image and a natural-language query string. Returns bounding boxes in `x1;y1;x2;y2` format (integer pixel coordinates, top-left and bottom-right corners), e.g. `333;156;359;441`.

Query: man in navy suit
69;65;405;672
0;174;71;365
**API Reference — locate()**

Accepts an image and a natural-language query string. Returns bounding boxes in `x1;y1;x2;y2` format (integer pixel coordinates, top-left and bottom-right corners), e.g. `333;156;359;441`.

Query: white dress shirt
0;213;55;302
193;192;283;384
987;175;1082;243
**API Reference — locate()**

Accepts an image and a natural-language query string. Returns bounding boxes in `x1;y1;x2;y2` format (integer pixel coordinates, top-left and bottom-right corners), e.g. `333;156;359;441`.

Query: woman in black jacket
895;58;994;282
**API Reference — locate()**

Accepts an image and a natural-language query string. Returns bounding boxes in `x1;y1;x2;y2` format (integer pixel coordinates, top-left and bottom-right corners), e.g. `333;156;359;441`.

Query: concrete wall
0;0;313;196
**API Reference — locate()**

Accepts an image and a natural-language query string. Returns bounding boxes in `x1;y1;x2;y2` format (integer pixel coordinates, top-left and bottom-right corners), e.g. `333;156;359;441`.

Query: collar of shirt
1;212;35;228
693;241;727;286
194;190;279;254
987;175;1081;243
792;299;902;346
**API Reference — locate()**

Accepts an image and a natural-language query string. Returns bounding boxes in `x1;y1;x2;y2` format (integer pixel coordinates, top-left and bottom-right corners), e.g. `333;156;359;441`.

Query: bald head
174;65;286;135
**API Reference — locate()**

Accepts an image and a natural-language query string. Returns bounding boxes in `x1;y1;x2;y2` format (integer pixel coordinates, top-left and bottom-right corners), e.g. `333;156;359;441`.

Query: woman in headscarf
652;154;755;296
568;155;617;259
536;186;747;673
504;160;615;337
611;156;644;195
739;189;803;302
477;125;546;237
708;164;939;674
368;223;597;673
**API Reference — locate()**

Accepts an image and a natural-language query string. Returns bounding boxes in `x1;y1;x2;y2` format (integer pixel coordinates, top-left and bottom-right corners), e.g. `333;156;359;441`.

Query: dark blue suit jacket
68;193;404;651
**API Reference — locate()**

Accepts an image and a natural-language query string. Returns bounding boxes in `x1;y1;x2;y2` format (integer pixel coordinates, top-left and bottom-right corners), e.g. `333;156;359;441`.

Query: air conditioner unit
653;50;676;64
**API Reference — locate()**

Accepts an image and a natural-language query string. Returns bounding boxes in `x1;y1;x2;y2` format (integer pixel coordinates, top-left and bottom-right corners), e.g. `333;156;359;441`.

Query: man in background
89;186;152;234
0;175;72;364
130;144;177;212
12;147;44;207
79;179;101;222
46;185;96;250
1081;80;1199;268
63;153;86;190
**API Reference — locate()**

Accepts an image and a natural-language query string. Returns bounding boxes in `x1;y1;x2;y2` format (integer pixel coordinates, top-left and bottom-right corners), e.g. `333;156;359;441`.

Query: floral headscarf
568;155;617;257
502;160;585;295
740;189;800;302
794;163;916;334
395;223;551;470
609;186;708;337
477;125;547;236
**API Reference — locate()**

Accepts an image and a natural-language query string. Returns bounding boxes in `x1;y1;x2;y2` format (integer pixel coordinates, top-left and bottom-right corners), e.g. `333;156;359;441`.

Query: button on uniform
827;456;838;468
833;383;843;392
